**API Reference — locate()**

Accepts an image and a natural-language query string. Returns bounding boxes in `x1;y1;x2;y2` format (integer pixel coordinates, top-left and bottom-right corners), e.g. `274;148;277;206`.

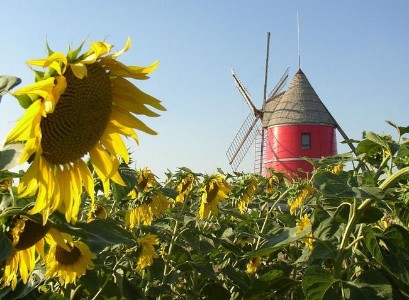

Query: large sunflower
6;38;165;224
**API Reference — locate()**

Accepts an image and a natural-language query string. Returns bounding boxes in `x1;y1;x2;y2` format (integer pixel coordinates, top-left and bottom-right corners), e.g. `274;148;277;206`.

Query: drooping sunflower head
175;173;195;203
135;234;159;272
237;175;258;214
287;183;315;215
7;38;165;224
2;216;67;290
198;173;231;220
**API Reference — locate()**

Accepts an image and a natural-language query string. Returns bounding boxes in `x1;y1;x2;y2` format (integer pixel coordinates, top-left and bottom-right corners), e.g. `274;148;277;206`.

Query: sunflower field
1;40;409;300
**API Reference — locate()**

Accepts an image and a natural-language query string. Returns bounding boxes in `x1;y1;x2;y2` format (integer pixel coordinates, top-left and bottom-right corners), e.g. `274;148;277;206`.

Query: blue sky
1;1;408;176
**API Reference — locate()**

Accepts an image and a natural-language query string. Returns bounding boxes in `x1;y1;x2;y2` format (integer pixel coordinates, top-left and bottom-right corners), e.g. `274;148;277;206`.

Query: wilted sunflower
125;168;169;228
175;173;195;203
198;173;231;220
237;175;257;214
135;234;159;272
2;217;66;290
287;184;315;215
45;238;95;286
6;38;165;224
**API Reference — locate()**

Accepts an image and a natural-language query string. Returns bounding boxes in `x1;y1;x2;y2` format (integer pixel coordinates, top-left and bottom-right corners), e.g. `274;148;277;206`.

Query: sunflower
175;173;195;203
237;175;257;214
296;214;313;249
246;257;261;275
87;204;108;222
6;38;165;224
45;238;95;286
135;234;159;272
287;184;315;215
2;217;67;290
125;168;169;228
198;173;231;220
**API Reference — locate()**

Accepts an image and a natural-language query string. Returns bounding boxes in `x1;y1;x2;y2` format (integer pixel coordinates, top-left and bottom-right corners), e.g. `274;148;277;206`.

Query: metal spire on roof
297;12;301;70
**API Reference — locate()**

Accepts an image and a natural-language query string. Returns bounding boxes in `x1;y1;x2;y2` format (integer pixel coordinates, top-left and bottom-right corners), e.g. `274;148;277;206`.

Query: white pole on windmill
297;12;301;70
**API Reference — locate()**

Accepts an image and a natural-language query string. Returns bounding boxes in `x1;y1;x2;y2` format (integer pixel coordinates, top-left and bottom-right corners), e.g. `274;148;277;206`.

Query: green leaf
314;216;344;242
15;94;33;109
0;75;21;101
112;165;137;201
363;227;383;263
309;240;338;262
251;226;309;257
37;293;68;300
353;186;384;201
200;282;230;300
395;202;409;227
0;230;12;263
313;171;355;198
358;206;384;224
222;265;250;288
0;143;24;171
365;131;390;150
352;270;394;299
192;262;218;281
386;120;409;138
302;266;341;300
75;219;134;253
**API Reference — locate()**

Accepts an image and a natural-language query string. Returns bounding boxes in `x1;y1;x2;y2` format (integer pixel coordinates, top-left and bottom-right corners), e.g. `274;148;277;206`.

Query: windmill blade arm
230;66;261;117
267;67;289;102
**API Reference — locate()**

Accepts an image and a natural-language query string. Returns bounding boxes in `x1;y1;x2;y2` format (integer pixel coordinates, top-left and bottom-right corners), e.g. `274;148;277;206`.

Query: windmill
226;32;289;175
226;32;356;177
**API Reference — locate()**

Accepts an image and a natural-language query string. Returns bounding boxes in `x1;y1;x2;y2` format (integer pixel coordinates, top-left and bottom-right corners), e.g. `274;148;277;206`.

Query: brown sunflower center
40;63;112;165
55;244;81;265
14;219;50;250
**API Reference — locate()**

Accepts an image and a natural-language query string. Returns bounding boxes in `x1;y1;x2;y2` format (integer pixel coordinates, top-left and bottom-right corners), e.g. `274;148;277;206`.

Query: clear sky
1;1;408;176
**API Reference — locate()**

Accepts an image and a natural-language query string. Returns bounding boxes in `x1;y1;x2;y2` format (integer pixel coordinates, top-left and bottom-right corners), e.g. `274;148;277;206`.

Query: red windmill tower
226;32;353;177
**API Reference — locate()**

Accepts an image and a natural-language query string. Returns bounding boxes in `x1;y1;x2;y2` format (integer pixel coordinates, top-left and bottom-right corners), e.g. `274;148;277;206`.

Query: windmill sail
226;113;261;171
266;68;289;103
230;67;261;118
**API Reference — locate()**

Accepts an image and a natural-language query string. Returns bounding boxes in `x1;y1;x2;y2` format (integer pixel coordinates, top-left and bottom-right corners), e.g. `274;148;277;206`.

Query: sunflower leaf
0;75;21;102
75;219;134;253
0;143;24;171
0;230;12;263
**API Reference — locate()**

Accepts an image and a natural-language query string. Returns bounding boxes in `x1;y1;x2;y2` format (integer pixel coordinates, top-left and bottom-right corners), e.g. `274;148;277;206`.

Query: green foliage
1;121;409;299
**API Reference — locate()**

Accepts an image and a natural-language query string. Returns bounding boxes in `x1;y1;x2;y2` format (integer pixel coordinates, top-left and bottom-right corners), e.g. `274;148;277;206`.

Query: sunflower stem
159;197;189;299
255;189;290;250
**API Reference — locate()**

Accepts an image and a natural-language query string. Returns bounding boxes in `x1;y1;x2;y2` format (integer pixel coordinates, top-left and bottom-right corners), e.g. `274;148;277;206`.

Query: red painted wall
265;124;337;177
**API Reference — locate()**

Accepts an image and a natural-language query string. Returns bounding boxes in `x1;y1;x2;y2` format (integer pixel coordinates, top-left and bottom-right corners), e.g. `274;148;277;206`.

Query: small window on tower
301;133;311;149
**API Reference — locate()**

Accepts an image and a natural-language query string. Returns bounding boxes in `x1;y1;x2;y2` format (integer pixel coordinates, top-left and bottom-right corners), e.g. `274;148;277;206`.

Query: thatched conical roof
262;69;336;127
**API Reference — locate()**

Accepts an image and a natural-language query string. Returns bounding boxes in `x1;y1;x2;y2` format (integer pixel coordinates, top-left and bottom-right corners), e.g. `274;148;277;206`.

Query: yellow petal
111;76;165;111
110;37;131;59
89;144;116;181
81;41;113;64
105;122;139;143
100;131;130;164
101;58;159;80
6;100;42;142
13;77;55;103
111;106;157;135
77;159;95;202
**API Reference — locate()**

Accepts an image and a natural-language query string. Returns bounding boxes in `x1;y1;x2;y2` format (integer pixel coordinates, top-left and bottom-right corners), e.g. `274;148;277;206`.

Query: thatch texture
263;69;336;127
